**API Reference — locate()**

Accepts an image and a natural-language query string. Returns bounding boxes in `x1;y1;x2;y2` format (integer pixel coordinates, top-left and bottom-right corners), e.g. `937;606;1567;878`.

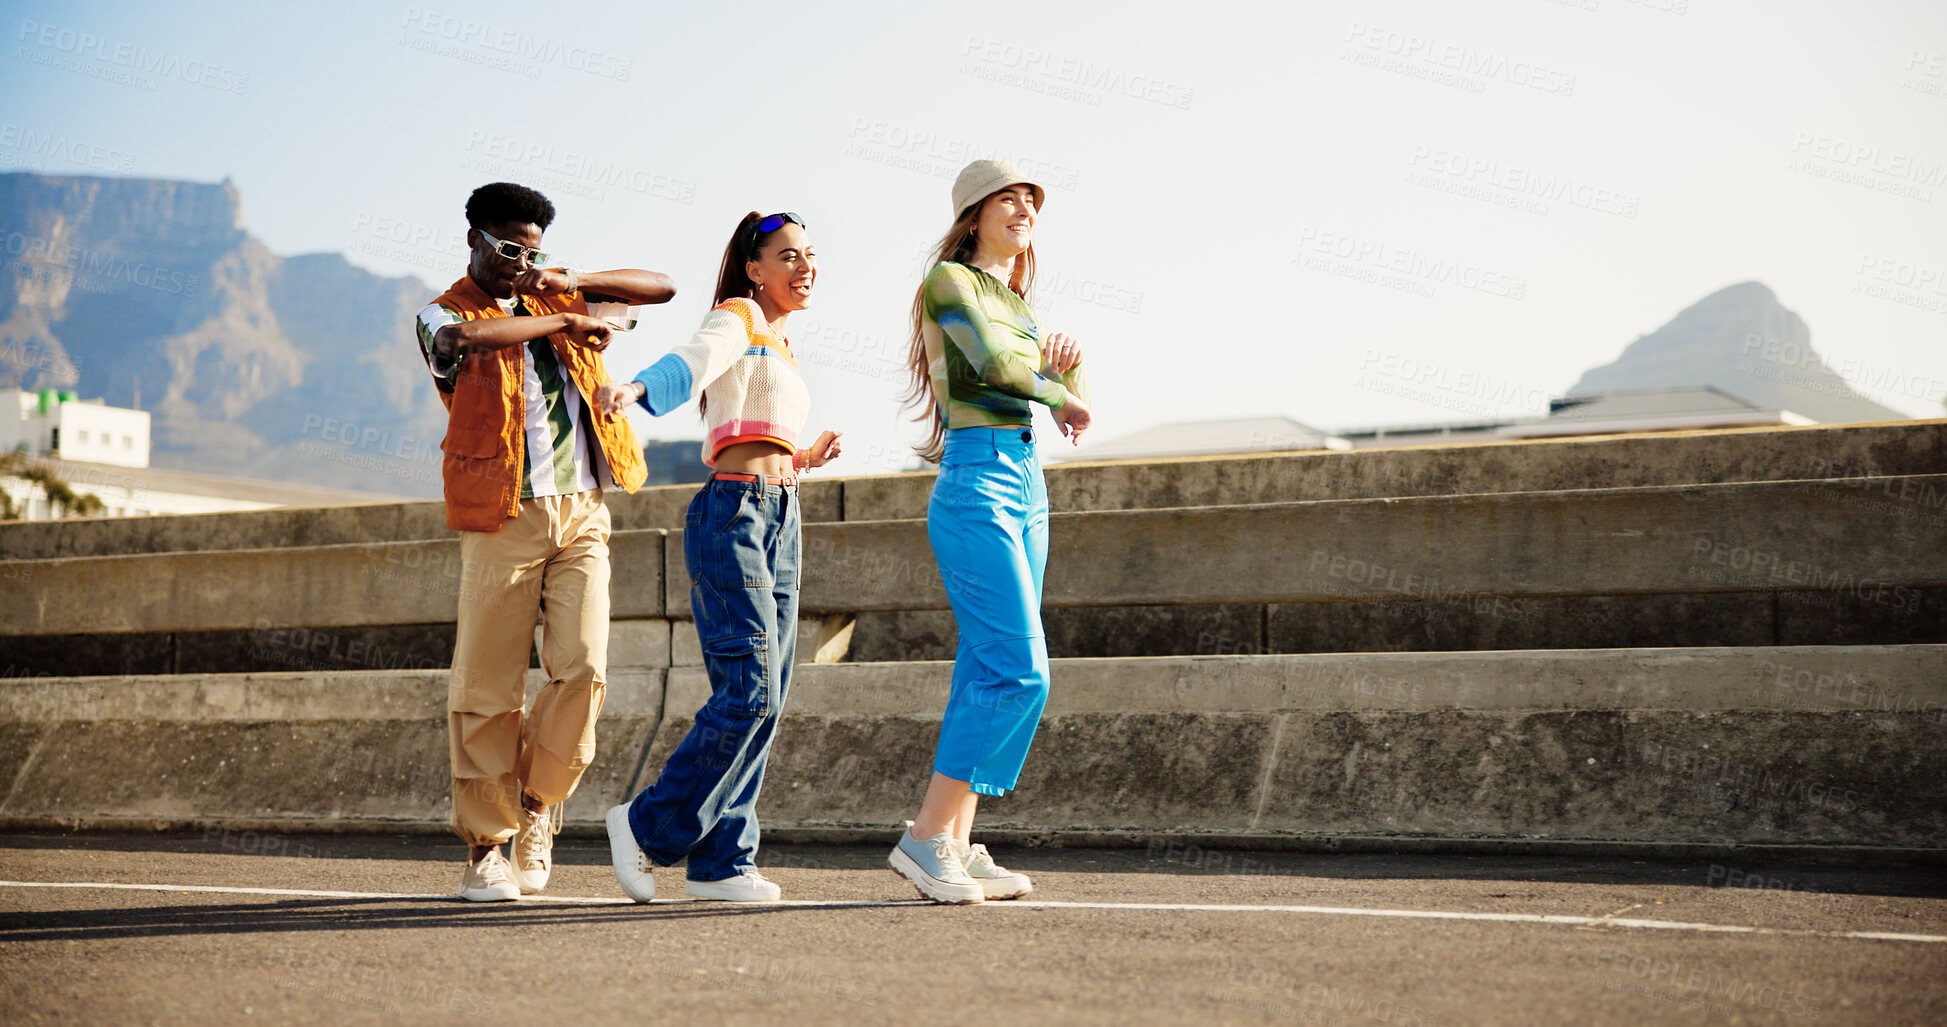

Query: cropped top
920;261;1087;429
631;297;812;466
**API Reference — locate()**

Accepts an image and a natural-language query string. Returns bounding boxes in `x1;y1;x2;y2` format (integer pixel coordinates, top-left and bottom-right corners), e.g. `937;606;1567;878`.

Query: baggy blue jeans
626;477;800;882
927;425;1051;797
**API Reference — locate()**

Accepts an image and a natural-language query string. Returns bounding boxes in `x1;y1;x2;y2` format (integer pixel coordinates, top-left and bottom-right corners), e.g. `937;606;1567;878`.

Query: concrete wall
3;421;1943;857
6;646;1940;854
4;419;1939;559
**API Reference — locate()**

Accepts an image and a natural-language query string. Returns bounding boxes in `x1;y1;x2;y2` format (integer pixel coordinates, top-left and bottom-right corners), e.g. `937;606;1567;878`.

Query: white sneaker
889;827;984;905
605;803;657;903
458;848;520;902
685;870;782;902
960;842;1033;900
512;804;554;894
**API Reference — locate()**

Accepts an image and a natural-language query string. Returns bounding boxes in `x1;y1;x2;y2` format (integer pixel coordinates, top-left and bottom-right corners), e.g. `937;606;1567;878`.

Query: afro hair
465;182;556;231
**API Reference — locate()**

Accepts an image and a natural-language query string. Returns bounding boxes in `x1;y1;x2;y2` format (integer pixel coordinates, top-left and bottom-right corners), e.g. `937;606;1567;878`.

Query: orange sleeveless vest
428;273;647;532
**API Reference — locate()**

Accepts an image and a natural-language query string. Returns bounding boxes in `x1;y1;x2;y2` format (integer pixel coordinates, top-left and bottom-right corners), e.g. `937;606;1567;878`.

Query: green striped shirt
416;296;609;498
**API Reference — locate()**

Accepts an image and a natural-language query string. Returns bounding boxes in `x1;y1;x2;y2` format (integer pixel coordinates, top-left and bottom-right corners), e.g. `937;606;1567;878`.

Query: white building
1;388;151;467
2;389;408;520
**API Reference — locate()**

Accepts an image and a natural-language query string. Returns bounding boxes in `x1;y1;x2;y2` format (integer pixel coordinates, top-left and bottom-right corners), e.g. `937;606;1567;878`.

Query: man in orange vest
415;181;674;900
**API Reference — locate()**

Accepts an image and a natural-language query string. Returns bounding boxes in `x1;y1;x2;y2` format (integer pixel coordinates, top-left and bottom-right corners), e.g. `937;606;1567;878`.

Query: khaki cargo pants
448;491;611;847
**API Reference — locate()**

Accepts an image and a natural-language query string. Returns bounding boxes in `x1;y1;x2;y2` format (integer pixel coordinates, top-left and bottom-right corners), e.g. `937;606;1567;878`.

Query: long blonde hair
900;197;1037;463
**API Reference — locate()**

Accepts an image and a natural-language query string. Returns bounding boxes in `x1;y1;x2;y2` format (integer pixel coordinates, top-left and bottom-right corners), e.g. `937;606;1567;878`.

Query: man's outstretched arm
573;269;676;305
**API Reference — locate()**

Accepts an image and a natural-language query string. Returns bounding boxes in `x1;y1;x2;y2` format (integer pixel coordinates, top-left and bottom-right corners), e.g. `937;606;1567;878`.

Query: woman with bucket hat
890;159;1093;904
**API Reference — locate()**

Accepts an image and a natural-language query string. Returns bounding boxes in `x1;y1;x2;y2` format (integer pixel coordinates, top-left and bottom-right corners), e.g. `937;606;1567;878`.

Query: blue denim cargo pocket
701;631;771;718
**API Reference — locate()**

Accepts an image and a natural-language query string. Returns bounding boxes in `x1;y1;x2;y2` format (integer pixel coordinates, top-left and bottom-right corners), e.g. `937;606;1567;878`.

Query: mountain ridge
1;172;444;496
1566;280;1905;424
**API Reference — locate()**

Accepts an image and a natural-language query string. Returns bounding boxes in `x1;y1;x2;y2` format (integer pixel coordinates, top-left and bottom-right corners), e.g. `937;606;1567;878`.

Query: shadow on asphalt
6;832;1944;901
0;894;898;943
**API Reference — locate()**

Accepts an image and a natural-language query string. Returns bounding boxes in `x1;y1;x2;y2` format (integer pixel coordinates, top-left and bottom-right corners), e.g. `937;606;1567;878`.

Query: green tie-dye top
921;261;1088;428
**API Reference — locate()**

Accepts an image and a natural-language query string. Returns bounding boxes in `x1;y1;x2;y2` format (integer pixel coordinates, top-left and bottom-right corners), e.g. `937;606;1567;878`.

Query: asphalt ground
1;832;1943;1026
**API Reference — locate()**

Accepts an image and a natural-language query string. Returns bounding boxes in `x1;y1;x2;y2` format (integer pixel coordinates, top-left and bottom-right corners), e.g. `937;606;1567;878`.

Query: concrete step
7;475;1939;650
3;420;1938;560
772;474;1947;614
4;646;1940;854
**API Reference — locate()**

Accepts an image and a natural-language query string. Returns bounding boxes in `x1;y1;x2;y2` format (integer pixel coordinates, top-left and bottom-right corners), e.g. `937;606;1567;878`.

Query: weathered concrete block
1042;476;1947;609
0;500;451;561
1;531;666;636
846;605;1266;662
646;475;1947;616
0;669;664;832
979;712;1274;833
837;421;1947;521
846;610;957;663
1249;709;1942;847
4;421;1938;561
608;619;671;670
1776;587;1947;645
5;641;1942;851
1265;594;1776;654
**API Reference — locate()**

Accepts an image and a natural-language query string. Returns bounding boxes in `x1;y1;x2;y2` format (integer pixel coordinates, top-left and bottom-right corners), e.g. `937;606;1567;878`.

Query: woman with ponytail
595;210;842;903
889;160;1092;904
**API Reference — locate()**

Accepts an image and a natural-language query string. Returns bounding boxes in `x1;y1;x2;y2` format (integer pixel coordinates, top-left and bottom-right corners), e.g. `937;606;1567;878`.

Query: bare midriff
713;439;796;477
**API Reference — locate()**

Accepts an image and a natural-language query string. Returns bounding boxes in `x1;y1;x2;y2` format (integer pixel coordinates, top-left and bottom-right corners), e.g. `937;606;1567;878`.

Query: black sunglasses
745;211;805;252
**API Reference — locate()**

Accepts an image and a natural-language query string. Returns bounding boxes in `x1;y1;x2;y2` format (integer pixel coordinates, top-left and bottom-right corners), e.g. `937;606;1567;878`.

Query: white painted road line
4;880;1942;945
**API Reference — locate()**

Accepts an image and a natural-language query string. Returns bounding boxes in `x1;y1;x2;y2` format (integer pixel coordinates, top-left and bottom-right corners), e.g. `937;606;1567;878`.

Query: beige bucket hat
951;158;1045;217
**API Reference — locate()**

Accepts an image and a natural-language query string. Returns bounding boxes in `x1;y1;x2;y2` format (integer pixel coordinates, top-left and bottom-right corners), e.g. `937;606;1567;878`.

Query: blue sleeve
632;352;694;417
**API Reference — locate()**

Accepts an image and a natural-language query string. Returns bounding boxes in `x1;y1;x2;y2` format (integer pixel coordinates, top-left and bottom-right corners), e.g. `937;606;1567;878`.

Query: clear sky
5;0;1943;473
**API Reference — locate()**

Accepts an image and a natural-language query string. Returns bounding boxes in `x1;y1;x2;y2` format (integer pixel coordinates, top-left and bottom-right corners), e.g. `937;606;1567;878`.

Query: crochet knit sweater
631;297;811;466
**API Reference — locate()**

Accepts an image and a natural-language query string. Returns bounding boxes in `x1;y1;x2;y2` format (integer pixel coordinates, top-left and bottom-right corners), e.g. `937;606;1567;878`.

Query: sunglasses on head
478;228;550;267
745;211;805;252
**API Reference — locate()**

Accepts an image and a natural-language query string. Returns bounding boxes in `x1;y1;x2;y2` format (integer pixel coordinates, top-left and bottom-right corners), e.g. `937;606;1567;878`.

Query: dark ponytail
713;210;771;305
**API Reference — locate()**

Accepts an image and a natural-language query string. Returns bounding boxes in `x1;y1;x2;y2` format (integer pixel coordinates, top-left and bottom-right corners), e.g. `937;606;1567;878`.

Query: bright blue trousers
927;426;1051;797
